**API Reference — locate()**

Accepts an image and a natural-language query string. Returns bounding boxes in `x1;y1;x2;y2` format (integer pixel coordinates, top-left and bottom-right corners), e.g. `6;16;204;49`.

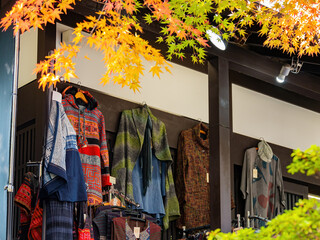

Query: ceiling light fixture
276;58;303;83
276;64;291;83
206;29;227;51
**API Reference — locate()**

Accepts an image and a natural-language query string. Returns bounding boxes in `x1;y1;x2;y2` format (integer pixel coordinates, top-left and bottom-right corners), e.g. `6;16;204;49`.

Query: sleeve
175;132;187;228
276;157;286;212
240;150;248;200
42;101;67;196
163;163;180;230
111;112;132;197
150;222;162;240
99;113;110;189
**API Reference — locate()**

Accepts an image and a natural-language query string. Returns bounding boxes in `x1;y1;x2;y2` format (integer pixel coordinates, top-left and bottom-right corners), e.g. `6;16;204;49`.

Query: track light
276;64;291;83
206;29;227;51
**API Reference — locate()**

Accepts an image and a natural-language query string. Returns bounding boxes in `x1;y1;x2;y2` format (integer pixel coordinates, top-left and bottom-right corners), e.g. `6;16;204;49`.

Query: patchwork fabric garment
175;123;210;229
46;199;74;240
14;172;39;239
111;105;180;229
62;86;110;205
112;217;161;240
41;99;87;202
240;147;286;227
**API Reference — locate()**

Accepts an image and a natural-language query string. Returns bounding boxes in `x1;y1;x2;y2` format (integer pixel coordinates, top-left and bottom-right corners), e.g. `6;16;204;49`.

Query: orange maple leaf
197;37;209;47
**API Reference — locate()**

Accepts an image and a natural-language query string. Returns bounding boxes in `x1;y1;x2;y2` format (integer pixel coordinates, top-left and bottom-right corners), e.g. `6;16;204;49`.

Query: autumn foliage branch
2;0;320;91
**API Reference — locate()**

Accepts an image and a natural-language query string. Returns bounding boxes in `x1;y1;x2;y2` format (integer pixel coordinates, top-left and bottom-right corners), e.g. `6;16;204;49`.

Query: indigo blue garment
40;100;87;202
55;149;87;202
46;199;74;240
132;153;166;222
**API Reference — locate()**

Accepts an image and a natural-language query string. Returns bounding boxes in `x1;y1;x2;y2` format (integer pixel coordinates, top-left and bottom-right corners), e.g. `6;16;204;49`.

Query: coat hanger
198;119;207;135
75;81;88;104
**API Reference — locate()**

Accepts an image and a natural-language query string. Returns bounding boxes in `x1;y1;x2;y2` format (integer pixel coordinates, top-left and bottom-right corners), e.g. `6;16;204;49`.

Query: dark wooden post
208;57;232;232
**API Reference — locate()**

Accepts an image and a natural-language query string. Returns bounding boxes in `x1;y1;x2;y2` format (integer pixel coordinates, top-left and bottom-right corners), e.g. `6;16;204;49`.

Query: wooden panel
57;82;203;149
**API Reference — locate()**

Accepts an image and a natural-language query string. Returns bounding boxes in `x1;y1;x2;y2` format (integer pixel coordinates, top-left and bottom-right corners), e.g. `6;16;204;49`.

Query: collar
131;105;172;161
193;122;209;149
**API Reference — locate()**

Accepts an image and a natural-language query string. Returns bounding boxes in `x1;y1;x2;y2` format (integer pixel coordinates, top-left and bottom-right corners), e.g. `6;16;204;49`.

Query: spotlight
276;64;291;83
206;29;227;51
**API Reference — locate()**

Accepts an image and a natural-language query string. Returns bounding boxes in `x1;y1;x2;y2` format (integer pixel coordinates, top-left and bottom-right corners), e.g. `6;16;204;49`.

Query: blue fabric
132;153;166;222
56;150;87;202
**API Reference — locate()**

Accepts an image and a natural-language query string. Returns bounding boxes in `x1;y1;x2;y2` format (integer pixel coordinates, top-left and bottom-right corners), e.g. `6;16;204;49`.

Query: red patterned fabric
14;172;39;239
62;86;110;205
78;229;94;240
15;173;33;215
28;201;42;240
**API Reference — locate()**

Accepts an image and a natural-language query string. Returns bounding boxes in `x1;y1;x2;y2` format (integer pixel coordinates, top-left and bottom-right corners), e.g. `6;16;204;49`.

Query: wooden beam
207;43;320;102
209;58;232;232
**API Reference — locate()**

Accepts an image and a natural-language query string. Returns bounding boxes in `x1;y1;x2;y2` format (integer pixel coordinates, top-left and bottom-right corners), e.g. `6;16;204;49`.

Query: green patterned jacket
111;106;180;229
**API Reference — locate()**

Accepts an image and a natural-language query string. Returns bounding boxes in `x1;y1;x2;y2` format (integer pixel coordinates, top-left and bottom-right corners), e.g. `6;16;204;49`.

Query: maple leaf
196;37;209;47
48;8;62;23
100;73;111;86
104;1;114;11
17;20;30;34
149;65;162;78
58;1;73;14
124;3;136;14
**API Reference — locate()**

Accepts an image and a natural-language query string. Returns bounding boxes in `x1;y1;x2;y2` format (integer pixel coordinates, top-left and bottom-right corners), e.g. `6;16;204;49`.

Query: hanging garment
240;147;286;228
41;99;87;202
62;86;110;205
132;153;166;222
175;123;236;229
14;172;39;240
111;105;180;229
28;201;43;240
112;217;161;240
93;206;157;240
46;199;74;240
77;202;94;240
175;123;210;229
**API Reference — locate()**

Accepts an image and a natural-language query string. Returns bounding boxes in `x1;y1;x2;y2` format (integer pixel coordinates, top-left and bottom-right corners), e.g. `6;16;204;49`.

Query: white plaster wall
232;84;320;150
18;28;38;88
56;23;209;122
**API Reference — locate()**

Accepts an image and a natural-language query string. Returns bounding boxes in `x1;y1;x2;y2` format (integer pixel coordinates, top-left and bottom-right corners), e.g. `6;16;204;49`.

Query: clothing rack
26;161;42;180
102;186;140;208
183;224;211;234
248;215;269;223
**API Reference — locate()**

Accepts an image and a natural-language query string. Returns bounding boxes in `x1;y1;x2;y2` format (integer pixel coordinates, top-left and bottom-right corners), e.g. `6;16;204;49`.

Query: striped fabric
62;87;110;205
111;105;180;230
46;199;74;240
